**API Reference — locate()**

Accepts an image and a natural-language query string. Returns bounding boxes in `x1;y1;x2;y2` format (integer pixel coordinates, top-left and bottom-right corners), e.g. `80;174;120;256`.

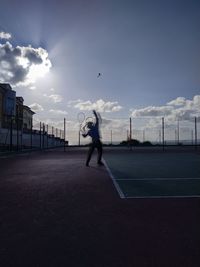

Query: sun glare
27;63;50;83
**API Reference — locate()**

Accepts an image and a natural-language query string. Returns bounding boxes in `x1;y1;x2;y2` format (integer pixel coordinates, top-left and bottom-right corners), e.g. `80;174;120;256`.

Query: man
82;110;103;167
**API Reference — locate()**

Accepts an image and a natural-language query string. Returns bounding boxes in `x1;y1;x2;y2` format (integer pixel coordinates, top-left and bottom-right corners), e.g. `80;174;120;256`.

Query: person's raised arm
93;110;99;126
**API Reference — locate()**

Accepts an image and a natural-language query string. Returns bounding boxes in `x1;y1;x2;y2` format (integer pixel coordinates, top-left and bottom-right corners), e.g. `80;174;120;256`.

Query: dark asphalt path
0;148;199;267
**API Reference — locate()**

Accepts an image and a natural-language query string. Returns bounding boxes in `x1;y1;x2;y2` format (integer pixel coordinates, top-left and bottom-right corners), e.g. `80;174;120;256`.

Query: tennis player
82;110;103;167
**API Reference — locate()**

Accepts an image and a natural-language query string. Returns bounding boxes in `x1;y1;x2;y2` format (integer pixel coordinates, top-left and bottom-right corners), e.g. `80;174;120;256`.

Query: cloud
29;103;44;112
69;99;123;113
0;41;51;86
131;106;173;117
43;94;63;103
131;95;200;128
29;86;36;90
167;97;186;106
49;109;68;115
68;99;82;106
0;31;11;40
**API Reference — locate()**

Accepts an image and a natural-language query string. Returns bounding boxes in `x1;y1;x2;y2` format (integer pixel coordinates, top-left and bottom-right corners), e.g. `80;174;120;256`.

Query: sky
0;0;200;143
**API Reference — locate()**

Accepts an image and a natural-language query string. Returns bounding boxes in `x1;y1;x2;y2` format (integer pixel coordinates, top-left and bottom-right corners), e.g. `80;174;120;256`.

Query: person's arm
82;132;88;138
93;110;99;126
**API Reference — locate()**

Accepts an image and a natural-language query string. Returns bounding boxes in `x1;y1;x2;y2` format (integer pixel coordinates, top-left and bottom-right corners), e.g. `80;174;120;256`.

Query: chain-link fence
64;115;200;148
0;115;199;151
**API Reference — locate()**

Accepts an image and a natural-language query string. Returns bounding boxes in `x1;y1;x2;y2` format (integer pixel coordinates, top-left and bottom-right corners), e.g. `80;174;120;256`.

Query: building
15;97;24;130
0;87;3;128
23;105;35;130
0;83;16;128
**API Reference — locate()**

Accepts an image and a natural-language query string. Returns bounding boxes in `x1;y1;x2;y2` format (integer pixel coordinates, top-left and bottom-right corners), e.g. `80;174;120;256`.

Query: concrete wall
0;127;66;149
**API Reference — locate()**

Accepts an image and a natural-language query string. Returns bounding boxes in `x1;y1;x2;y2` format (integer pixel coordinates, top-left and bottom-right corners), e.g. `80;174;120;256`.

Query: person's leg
86;143;95;166
97;140;103;164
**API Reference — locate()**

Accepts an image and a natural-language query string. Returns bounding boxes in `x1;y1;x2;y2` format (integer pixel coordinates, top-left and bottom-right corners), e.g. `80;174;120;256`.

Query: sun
27;62;51;83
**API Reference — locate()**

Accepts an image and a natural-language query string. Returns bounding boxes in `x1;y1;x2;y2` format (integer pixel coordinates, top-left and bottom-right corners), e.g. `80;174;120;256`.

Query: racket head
77;112;85;123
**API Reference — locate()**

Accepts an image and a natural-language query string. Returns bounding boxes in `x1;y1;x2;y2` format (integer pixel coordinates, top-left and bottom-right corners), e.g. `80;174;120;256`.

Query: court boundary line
115;177;200;181
125;195;200;199
102;158;125;199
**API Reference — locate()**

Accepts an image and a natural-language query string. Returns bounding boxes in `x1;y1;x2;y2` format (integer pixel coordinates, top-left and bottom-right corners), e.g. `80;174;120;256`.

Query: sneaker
97;161;104;166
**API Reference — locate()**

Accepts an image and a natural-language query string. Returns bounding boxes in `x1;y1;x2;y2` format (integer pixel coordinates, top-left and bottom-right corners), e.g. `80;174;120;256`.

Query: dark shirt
88;123;100;142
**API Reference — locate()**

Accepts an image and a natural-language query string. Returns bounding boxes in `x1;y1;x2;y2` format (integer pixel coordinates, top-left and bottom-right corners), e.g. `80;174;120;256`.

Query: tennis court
103;147;200;198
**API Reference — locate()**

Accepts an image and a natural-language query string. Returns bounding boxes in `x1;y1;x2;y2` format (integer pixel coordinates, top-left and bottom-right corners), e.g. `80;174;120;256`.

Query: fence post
42;123;45;149
162;117;165;151
143;130;145;143
30;119;33;150
195;116;197;150
10;117;13;151
40;122;42;149
47;124;48;149
64;118;66;151
159;130;161;144
129;117;132;150
177;118;179;145
17;113;19;151
191;129;194;145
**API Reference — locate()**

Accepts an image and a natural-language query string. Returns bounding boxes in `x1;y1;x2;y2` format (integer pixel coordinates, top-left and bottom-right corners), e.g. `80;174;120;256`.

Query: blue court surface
103;150;200;198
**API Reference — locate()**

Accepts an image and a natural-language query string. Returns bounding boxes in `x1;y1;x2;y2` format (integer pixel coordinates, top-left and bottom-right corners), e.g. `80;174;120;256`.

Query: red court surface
0;148;199;267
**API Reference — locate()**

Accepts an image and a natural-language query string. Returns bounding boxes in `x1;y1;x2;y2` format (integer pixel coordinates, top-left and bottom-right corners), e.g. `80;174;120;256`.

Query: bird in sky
97;73;101;78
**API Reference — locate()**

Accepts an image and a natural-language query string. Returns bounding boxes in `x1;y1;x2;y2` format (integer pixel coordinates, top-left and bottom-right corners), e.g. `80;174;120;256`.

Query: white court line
102;158;125;199
125;195;200;199
115;177;200;181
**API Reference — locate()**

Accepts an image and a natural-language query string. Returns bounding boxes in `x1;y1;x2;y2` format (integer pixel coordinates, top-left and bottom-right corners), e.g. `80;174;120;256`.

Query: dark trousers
86;140;103;165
